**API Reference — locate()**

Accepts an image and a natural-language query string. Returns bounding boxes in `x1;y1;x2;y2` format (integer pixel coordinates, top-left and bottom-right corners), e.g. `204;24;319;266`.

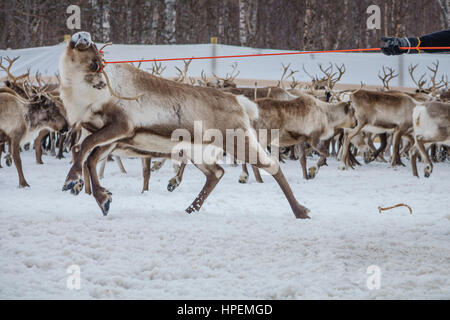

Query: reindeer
58;32;310;219
238;94;355;183
0;88;68;187
1;57;67;164
410;101;450;177
340;89;420;169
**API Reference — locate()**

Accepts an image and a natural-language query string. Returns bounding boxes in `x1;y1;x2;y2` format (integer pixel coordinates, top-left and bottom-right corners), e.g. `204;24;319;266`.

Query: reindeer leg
251;165;264;183
50;132;56;157
234;133;309;219
70;145;79;164
296;143;309;179
142;157;151;193
348;146;361;166
56;133;66;159
62;114;132;196
99;157;107;179
341;121;366;170
416;138;433;177
86;144;117;216
239;163;249;183
369;133;387;163
331;138;337;157
308;138;329;179
34;129;49;165
390;130;405;167
114;156;127;174
336;131;344;159
168;162;186;191
83;161;92;195
409;146;419;177
5;138;12;167
0;142;3;168
11;136;30;188
316;139;330;167
186;163;224;214
289;145;298;160
385;134;392;157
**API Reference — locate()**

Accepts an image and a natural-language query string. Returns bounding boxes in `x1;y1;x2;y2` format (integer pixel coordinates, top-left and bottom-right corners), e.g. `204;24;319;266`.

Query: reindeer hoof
62;178;84;195
100;198;112;216
424;165;432;178
5;155;12;167
307;166;318;179
238;173;249;184
19;182;30;188
364;155;373;164
167;177;180;192
338;165;347;171
294;205;311;219
94;189;113;216
56;155;65;160
151;161;164;172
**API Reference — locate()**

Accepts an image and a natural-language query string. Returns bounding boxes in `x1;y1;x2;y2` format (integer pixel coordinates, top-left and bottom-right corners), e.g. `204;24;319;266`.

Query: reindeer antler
290;76;301;89
331;64;346;89
378;66;398;91
0;56;29;85
213;62;240;87
277;63;297;88
175;59;193;83
132;58;144;70
34;71;52;93
408;64;427;92
427;60;446;95
318;63;346;91
302;63;317;81
98;42;113;53
149;61;166;77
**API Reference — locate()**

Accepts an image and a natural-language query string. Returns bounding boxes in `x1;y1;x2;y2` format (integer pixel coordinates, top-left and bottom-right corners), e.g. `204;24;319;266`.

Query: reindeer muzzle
71;32;93;51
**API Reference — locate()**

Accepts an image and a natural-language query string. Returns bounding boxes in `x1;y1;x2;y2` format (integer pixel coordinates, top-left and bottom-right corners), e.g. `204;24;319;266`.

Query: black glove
381;37;418;55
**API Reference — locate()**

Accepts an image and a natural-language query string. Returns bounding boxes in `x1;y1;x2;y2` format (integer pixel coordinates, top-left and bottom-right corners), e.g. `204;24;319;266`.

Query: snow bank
1;43;449;87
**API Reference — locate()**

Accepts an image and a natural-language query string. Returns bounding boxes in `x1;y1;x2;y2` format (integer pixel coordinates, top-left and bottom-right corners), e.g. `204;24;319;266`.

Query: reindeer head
64;32;104;73
25;94;68;134
334;101;356;129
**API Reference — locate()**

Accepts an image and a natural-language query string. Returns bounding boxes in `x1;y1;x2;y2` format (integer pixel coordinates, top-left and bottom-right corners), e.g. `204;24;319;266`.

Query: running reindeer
58;32;310;219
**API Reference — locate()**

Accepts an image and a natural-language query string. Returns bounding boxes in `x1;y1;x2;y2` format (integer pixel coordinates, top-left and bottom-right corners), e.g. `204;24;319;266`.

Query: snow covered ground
0;150;449;299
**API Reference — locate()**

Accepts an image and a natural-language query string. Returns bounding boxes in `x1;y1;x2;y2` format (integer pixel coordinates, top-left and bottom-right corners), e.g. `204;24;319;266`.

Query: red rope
102;47;450;65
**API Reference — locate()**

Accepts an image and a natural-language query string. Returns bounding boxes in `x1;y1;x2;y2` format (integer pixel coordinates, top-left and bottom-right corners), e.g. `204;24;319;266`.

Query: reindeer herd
0;32;449;219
